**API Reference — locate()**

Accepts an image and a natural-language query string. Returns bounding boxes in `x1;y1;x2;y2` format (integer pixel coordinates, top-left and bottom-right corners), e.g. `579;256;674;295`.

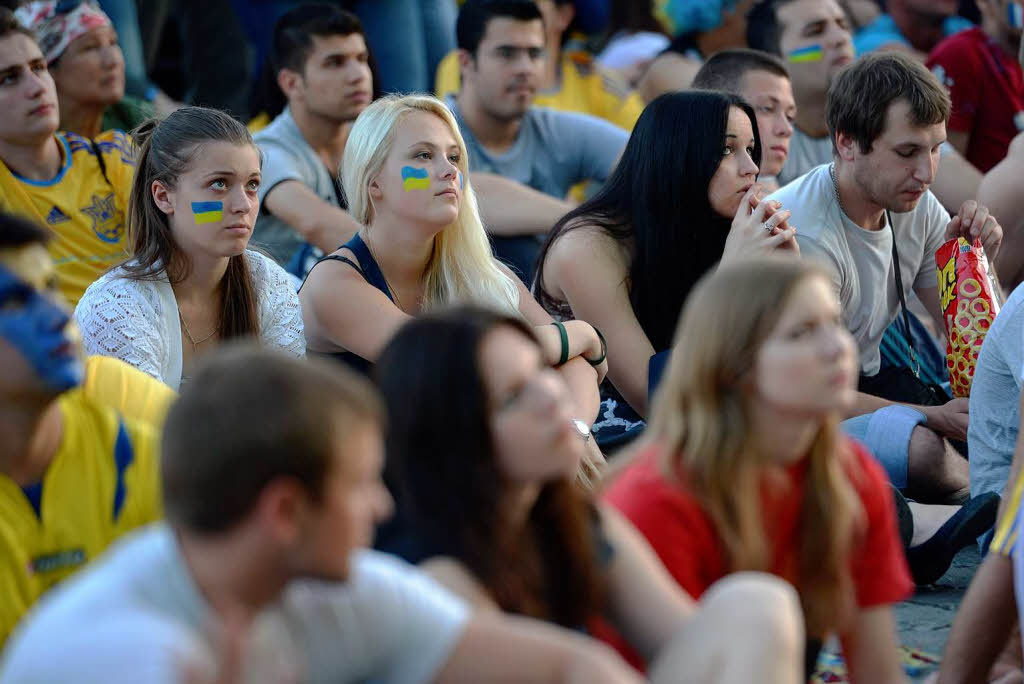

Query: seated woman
75;107;304;390
534;89;797;438
300;94;608;432
375;306;804;683
16;0;154;137
604;259;913;682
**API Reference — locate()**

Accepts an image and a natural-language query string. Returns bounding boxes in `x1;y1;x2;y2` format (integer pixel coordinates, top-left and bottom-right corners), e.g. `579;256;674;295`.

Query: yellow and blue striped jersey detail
0;130;135;306
0;389;161;645
991;468;1024;557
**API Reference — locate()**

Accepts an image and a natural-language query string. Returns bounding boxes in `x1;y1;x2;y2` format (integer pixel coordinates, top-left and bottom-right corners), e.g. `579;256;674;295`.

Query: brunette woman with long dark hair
75;107;304;390
534;89;797;433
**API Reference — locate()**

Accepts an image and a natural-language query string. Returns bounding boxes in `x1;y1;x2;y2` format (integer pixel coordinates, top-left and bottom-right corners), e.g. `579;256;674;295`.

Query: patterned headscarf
14;0;113;65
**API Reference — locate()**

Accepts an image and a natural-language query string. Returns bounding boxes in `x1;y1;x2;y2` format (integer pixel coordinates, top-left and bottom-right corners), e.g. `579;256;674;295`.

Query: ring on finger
762;220;773;233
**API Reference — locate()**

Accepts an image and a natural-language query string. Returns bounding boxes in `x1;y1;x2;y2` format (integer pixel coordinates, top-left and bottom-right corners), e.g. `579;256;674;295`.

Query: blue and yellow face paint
1010;2;1024;30
787;44;824;64
401;166;430;191
192;201;223;225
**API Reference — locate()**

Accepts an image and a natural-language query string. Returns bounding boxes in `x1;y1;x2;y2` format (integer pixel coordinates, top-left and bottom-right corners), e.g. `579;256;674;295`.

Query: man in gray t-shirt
252;6;372;278
969;283;1024;499
449;1;628;278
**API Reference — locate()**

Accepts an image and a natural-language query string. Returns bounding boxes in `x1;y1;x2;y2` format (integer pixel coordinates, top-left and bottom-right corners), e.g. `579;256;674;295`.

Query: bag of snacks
935;237;1000;397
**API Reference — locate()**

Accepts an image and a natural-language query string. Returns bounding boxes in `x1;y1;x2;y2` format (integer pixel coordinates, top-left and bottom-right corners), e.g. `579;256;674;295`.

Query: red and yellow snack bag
936;237;1000;397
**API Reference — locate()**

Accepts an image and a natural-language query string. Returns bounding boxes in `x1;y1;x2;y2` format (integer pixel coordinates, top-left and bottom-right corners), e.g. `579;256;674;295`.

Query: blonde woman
604;259;913;683
300;94;607;426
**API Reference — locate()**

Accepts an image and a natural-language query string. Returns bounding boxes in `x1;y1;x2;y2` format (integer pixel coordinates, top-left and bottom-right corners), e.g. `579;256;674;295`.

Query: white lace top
74;250;306;391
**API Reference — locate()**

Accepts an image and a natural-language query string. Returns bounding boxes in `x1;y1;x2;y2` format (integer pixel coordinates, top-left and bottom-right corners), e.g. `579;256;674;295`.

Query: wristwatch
571;419;592;443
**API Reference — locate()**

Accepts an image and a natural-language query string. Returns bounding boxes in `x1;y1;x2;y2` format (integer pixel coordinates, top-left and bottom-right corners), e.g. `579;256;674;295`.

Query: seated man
0;345;650;683
0;9;134;306
0;212;161;645
436;0;643;131
969;280;1024;501
926;0;1024;173
747;0;982;213
770;52;1001;505
448;0;629;280
253;5;371;279
691;48;797;191
937;394;1024;683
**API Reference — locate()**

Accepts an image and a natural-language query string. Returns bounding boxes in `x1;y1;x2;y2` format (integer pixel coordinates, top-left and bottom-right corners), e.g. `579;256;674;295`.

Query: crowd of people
3;0;1024;682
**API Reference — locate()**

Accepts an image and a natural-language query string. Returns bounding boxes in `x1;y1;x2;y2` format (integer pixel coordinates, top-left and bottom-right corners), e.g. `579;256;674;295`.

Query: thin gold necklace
178;309;219;350
362;232;406;313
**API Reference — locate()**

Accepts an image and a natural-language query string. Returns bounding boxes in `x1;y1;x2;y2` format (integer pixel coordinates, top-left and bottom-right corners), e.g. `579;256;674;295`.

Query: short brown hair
0;7;36;44
161;345;383;533
692;48;789;94
826;51;950;154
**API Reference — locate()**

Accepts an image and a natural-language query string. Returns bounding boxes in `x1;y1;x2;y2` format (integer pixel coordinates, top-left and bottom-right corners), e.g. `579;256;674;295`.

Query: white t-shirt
969;282;1024;499
770;164;949;375
777;128;833;187
0;525;469;684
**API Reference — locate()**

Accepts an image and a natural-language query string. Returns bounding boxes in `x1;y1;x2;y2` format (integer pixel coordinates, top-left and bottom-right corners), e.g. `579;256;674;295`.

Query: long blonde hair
341;94;519;315
646;258;864;636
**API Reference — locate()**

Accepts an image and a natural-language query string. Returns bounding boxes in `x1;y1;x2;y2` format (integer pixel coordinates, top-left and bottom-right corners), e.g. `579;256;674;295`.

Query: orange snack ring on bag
935;237;1001;398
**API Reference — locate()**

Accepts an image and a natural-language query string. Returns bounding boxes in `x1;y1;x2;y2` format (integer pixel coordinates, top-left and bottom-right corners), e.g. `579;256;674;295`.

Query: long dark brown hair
376;307;605;627
125;107;260;340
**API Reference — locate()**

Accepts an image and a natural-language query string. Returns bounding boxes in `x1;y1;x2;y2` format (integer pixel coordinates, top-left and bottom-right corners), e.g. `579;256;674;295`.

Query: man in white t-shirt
0;347;641;684
772;52;1002;505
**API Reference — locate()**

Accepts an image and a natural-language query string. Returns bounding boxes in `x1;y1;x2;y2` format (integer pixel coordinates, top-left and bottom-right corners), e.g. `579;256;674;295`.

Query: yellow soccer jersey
0;130;135;306
435;50;644;131
82;355;177;429
0;389;161;645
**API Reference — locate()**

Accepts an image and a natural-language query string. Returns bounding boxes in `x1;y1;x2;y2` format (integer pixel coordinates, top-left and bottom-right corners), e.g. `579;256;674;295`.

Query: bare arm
636;53;700;103
840;606;905;684
937;553;1017;684
598;505;695;663
979;133;1024;287
932;146;983;215
472;172;574;237
513;266;602;422
544;226;655;417
298;258;411;360
434;613;643;684
263;181;361;253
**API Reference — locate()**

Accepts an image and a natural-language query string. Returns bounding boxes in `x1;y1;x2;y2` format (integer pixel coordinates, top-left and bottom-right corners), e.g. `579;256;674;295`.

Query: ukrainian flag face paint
787;44;824;64
401;166;431;191
192;201;224;225
0;247;82;393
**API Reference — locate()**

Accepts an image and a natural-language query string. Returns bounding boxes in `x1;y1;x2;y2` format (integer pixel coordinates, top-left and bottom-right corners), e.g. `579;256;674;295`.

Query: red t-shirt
927;28;1024;172
603;439;913;616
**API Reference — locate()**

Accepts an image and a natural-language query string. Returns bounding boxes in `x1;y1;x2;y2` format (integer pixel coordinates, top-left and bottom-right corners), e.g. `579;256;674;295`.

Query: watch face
571;419;592;442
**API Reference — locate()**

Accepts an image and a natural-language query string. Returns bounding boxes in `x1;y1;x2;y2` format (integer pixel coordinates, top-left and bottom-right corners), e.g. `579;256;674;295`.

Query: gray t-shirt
777;127;833;187
0;525;469;684
446;95;628;199
770;164;949;375
969;282;1024;499
253;108;344;267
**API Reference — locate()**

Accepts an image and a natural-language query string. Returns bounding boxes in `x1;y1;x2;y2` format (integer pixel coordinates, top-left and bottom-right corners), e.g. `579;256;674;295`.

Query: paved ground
894;546;982;679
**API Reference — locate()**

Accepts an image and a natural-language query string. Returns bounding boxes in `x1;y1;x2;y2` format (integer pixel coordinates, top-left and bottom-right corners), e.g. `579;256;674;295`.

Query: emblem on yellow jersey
81;193;124;244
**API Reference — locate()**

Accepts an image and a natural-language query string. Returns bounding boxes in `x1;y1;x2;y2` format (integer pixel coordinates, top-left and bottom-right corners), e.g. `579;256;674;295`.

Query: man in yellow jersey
0;212;162;646
0;8;134;306
436;0;643;131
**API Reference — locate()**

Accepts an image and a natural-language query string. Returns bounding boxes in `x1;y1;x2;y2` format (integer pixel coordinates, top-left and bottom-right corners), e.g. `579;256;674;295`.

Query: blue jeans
354;0;457;93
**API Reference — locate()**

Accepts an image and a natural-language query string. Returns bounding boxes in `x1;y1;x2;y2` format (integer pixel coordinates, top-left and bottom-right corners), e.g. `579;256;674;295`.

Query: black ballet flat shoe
906;492;1000;586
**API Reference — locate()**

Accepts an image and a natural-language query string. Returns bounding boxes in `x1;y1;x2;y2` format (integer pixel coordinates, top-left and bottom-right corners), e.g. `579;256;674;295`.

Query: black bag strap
887;209;921;378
